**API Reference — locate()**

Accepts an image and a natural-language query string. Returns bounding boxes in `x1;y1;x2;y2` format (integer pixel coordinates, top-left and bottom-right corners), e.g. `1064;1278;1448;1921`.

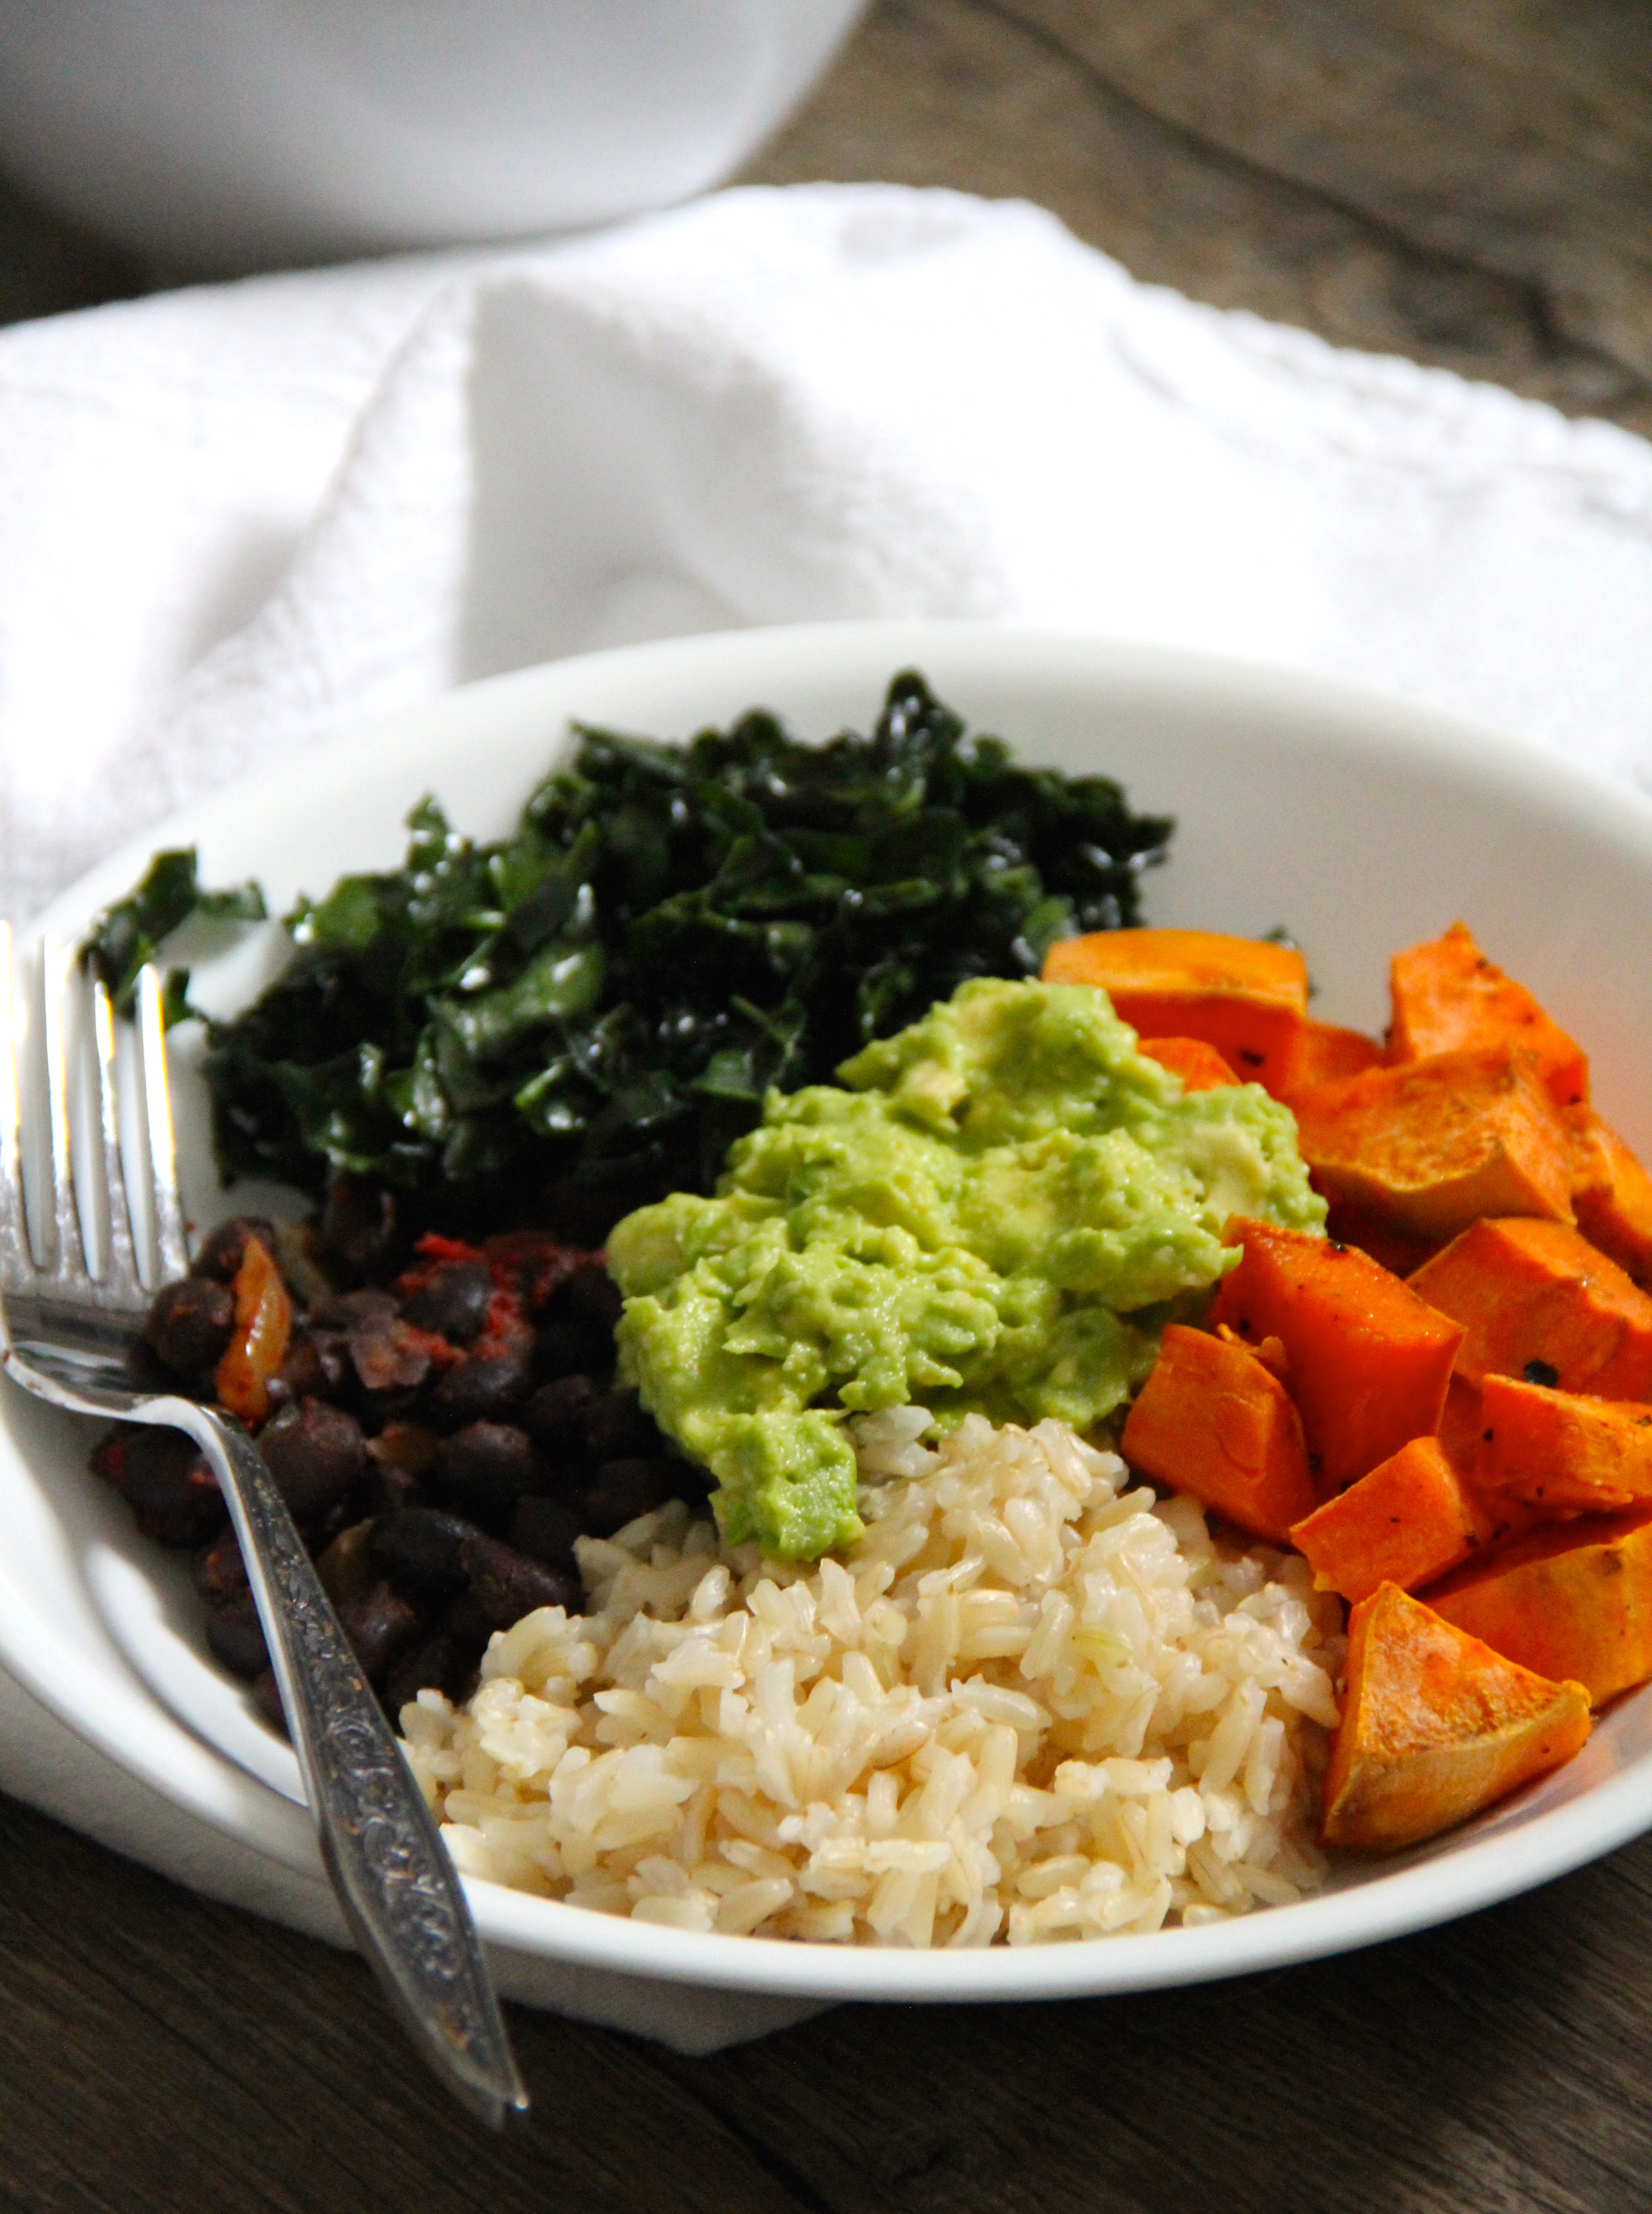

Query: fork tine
90;971;143;1303
137;964;188;1283
0;922;30;1302
40;936;89;1285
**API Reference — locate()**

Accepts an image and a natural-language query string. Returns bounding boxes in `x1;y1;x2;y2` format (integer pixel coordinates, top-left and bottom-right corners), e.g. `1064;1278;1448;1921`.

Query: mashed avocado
608;978;1325;1559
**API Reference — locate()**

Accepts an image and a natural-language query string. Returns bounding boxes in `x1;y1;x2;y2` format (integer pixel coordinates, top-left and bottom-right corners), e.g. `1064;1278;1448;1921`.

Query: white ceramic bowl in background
0;0;867;273
7;621;1652;2047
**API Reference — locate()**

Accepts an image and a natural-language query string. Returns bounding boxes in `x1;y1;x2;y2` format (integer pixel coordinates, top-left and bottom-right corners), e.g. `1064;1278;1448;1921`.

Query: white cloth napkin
5;180;1652;2039
8;182;1652;922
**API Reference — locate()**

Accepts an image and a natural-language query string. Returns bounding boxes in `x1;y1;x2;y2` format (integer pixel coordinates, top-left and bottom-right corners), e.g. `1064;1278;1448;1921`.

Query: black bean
275;1327;353;1405
348;1308;435;1395
315;1518;380;1609
383;1634;478;1713
357;1385;433;1432
361;1458;425;1518
369;1506;482;1597
561;1260;623;1337
313;1288;398;1331
361;1423;439;1517
192;1215;278;1284
432;1421;538;1522
582;1456;683;1536
251;1667;289;1735
403;1259;494;1345
311;1492;361;1553
482;1231;577;1316
88;1426;131;1488
99;1427;225;1546
460;1534;581;1627
123;1339;177;1394
533;1318;609;1380
206;1590;269;1680
334;1582;424;1685
428;1346;533;1428
580;1387;661;1464
258;1398;366;1520
440;1590;494;1647
144;1276;234;1376
509;1494;584;1574
526;1374;601;1456
192;1529;248;1603
367;1421;440;1478
320;1175;398;1287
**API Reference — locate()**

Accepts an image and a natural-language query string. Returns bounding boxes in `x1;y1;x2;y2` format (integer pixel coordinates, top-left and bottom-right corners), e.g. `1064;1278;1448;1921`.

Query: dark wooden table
4;7;1652;2207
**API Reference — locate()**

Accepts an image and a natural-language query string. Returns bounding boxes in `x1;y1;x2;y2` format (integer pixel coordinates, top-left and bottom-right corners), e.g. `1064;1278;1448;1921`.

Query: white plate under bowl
9;620;1652;2042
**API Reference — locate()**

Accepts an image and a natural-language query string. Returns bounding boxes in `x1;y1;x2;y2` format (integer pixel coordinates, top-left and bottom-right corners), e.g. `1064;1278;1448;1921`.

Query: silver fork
0;926;529;2131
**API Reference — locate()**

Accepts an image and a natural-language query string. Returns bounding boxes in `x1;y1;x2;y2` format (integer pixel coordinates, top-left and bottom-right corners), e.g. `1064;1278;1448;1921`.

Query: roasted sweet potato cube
1569;1108;1652;1290
1041;928;1307;1090
1135;1036;1239;1093
1435;1375;1541;1547
1322;1582;1591;1852
1425;1504;1652;1705
1120;1324;1316;1540
1435;1374;1483;1471
1477;1374;1652;1515
1290;1436;1490;1604
1291;1046;1576;1241
1407;1216;1652;1400
1272;1020;1381;1102
1321;1196;1443;1282
1387;921;1588;1111
1207;1219;1464;1493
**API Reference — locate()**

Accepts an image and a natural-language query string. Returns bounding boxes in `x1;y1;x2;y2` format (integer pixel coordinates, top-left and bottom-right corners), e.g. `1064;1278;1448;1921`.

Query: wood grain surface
4;1778;1652;2214
744;0;1652;433
5;5;1652;2208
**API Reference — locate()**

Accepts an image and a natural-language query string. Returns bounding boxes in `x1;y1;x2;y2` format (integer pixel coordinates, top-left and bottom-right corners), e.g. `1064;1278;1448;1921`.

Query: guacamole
608;979;1325;1559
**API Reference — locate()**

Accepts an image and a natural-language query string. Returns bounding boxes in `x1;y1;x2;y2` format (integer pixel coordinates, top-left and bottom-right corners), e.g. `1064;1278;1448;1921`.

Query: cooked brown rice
400;1408;1344;1946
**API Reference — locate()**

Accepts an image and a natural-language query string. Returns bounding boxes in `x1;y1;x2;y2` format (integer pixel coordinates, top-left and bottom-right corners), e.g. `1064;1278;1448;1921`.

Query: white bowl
8;620;1652;2045
0;0;866;273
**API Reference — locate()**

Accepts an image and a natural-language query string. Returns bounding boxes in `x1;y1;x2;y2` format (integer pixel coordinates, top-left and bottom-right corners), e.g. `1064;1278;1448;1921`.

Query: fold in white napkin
5;182;1652;2037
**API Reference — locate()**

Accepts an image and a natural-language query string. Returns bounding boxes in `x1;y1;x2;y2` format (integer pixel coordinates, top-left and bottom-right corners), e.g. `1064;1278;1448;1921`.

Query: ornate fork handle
155;1395;528;2130
0;935;526;2126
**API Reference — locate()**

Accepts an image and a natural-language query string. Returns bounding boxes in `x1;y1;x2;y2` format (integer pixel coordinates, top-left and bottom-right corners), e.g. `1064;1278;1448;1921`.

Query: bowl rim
11;614;1652;2000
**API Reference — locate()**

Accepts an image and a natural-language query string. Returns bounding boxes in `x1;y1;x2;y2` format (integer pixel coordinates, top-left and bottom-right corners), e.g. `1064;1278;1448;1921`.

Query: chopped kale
84;848;266;1017
96;673;1174;1237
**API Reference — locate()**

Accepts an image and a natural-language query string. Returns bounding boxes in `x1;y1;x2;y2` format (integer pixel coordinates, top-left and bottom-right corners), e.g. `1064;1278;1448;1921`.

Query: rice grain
401;1409;1343;1946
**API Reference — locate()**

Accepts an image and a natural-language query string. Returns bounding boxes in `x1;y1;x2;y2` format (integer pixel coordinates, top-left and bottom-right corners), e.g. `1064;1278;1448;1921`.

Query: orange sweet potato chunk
1387;921;1588;1112
1135;1036;1238;1093
1290;1436;1489;1604
1321;1582;1591;1852
1425;1504;1652;1706
1569;1108;1652;1290
1119;1324;1316;1540
1435;1374;1484;1471
1042;928;1307;1090
1435;1376;1541;1547
1321;1195;1442;1282
1477;1374;1652;1515
1206;1219;1464;1494
1407;1216;1652;1400
1290;1046;1576;1241
1273;1020;1381;1102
